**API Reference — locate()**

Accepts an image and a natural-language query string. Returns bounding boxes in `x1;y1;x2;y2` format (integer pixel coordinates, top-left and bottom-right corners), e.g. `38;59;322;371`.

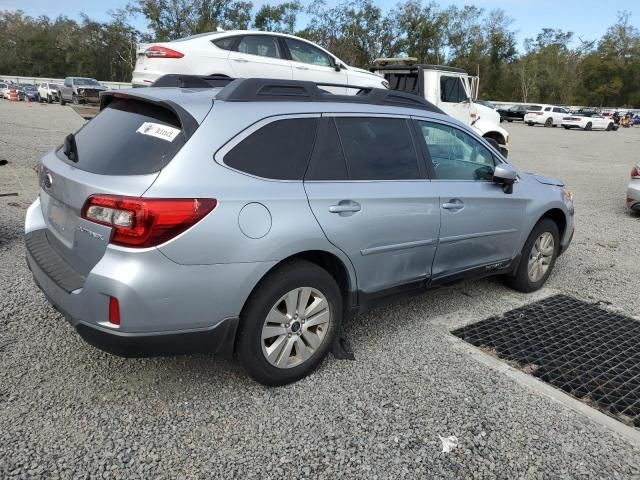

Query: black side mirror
493;164;517;194
334;62;342;72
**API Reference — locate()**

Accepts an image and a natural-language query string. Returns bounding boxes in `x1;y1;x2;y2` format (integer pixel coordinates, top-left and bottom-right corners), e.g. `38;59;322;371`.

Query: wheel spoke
276;337;296;368
262;325;287;340
265;309;288;326
265;335;288;364
283;290;298;317
304;296;328;319
301;329;322;350
296;287;312;316
295;337;312;361
305;309;330;329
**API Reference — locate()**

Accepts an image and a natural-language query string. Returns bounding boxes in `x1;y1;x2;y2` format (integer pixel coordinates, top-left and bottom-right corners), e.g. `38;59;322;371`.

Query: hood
348;66;385;81
527;173;564;187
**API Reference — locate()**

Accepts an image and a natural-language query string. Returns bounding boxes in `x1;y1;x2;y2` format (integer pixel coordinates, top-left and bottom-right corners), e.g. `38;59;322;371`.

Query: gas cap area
238;202;272;239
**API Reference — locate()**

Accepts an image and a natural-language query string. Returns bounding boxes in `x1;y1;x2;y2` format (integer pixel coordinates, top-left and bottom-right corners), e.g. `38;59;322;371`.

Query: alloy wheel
528;232;555;283
261;287;331;369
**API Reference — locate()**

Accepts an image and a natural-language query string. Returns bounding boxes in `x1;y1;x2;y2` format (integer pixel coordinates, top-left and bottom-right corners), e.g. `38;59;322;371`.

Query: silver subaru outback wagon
25;77;574;385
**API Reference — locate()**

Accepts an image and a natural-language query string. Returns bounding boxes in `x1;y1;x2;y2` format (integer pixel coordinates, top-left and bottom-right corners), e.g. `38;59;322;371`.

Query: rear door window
334;117;420;180
237;35;283;59
57;99;187;175
223;118;318;180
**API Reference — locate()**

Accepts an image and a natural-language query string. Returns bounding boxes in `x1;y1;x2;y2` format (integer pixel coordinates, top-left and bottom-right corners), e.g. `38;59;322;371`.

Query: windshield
74;78;100;86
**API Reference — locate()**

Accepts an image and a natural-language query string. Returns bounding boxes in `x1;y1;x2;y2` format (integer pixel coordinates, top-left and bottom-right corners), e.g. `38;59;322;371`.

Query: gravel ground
1;100;640;479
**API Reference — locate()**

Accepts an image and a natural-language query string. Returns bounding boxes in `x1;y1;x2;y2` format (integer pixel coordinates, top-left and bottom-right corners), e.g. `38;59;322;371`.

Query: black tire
584;122;592;131
237;260;342;386
506;218;560;293
59;94;66;106
544;117;553;127
527;121;534;126
47;95;52;104
507;119;513;123
72;94;79;105
563;125;570;129
606;122;614;131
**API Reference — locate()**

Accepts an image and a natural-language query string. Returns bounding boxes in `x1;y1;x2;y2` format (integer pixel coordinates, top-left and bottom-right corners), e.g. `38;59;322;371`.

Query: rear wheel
506;218;560;293
584;122;592;131
527;121;534;126
544;117;553;127
59;94;66;106
237;260;342;386
563;125;570;130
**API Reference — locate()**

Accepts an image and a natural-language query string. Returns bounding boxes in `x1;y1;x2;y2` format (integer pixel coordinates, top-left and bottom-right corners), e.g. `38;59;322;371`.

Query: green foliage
0;3;638;106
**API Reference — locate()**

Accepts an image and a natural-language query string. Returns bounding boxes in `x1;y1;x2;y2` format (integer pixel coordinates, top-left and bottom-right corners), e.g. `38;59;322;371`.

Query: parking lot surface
1;101;640;478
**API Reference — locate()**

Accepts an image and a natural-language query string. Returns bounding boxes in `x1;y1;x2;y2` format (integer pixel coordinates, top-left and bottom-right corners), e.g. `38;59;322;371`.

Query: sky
2;0;639;50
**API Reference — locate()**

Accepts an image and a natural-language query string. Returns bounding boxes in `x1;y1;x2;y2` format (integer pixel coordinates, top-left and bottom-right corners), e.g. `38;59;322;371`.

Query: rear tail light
144;46;184;59
81;195;217;248
632;166;640;179
109;296;120;325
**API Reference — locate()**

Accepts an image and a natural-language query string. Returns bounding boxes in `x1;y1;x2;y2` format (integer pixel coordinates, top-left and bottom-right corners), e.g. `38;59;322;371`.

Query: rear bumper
26;246;239;358
24;197;276;358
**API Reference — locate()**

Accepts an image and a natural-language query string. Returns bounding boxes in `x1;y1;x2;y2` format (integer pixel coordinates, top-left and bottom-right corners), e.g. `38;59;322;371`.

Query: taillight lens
144;46;184;59
81;195;217;248
109;296;120;325
632;166;640;179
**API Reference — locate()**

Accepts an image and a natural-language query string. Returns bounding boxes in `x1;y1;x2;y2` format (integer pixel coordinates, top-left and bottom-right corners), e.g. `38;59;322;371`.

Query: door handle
233;58;248;63
329;201;361;216
296;66;309;70
442;200;464;211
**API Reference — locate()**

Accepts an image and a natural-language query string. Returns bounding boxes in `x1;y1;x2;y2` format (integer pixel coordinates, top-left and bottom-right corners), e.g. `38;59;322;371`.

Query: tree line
1;1;638;107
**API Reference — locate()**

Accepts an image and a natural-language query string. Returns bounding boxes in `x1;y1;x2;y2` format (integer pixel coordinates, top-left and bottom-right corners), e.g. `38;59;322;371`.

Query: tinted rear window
58;99;186;175
528;105;542;111
224;118;318;180
334;117;420;180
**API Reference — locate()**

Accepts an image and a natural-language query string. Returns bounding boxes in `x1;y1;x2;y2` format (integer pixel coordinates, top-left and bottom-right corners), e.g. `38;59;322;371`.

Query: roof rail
215;78;444;113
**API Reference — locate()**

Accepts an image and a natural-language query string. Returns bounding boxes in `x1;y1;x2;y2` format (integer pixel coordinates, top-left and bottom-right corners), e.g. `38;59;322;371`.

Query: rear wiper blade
63;133;78;163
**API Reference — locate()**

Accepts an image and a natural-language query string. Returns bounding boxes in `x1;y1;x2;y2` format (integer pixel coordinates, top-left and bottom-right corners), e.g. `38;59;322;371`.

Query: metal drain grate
452;295;640;428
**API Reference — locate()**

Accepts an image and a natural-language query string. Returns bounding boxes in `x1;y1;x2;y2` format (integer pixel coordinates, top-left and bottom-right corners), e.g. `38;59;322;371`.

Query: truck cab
372;59;510;156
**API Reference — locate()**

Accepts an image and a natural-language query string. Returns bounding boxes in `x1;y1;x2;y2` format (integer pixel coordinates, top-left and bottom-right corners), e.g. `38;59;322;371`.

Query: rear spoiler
99;91;200;140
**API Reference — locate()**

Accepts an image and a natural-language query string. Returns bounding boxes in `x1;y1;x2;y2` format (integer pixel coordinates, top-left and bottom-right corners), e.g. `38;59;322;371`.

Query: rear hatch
36;94;194;281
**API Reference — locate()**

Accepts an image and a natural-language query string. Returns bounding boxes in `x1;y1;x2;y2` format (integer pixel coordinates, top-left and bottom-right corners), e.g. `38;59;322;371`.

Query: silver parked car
25;77;575;385
628;163;640;211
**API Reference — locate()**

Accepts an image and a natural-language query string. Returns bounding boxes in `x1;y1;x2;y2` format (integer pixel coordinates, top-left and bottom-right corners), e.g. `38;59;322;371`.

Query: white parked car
628;162;640;212
524;105;569;127
0;82;9;99
561;112;617;131
37;83;61;103
132;31;389;92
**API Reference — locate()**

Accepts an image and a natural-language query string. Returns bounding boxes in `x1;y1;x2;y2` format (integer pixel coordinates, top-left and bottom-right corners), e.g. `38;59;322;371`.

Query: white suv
37;83;61;103
524;105;570;127
132;31;389;92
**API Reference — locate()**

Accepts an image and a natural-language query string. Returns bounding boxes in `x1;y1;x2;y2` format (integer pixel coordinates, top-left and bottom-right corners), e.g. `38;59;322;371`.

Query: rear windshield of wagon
528;105;543;111
57;99;187;175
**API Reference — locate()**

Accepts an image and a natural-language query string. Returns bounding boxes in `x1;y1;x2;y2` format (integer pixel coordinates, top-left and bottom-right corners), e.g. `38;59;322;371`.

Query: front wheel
606;122;614;131
59;94;66;106
527;121;534;126
563;126;570;129
584;122;592;131
505;218;560;293
237;260;342;386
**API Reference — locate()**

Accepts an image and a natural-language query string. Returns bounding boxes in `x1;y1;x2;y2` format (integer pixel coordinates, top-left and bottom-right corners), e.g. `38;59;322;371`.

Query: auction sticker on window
136;122;181;142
